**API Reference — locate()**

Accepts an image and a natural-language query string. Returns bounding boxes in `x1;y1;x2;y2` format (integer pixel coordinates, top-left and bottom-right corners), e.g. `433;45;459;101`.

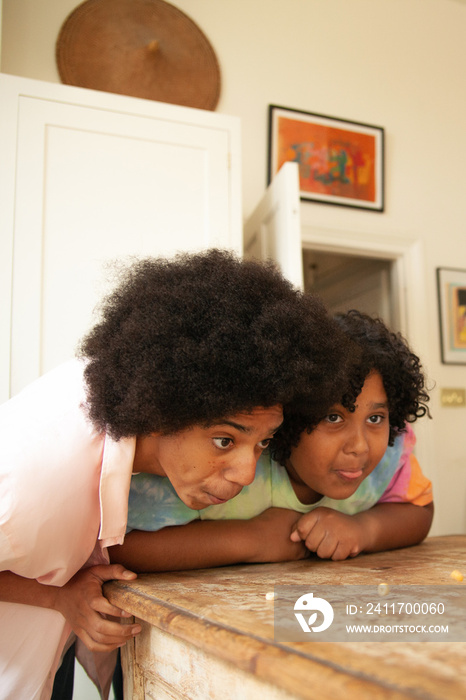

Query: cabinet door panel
0;76;241;397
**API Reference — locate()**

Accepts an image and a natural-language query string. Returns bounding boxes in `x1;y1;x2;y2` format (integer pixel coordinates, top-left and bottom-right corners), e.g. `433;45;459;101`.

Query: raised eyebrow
218;420;251;433
265;421;284;436
370;402;389;410
217;420;284;435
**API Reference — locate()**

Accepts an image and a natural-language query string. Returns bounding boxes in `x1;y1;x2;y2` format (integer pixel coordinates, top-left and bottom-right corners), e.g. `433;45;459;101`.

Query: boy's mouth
207;493;229;505
335;469;363;481
205;488;242;505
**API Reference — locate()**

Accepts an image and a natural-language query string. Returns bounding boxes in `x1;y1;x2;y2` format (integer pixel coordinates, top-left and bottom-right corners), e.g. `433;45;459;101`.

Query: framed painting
437;267;466;364
268;105;384;211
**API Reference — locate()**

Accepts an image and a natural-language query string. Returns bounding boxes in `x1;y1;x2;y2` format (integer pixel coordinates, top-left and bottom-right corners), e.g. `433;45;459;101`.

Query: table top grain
105;535;466;700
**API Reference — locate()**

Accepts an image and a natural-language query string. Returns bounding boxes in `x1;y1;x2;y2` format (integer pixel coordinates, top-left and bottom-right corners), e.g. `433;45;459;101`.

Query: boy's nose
226;450;257;486
344;429;369;456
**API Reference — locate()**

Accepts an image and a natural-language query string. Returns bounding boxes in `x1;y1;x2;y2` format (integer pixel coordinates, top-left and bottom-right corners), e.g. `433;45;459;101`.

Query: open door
243;162;303;289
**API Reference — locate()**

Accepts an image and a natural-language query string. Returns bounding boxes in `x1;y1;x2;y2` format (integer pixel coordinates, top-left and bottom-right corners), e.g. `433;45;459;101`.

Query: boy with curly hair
0;249;357;700
114;310;433;571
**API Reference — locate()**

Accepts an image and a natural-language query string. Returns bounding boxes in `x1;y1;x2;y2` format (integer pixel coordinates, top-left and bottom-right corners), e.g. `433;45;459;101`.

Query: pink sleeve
378;425;433;506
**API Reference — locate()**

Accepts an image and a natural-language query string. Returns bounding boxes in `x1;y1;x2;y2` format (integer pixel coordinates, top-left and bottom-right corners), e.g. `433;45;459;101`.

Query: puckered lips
205;488;241;505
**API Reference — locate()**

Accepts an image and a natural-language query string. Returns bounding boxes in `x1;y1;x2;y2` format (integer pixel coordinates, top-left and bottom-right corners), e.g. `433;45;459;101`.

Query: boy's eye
258;438;272;449
368;414;385;425
325;414;342;424
213;437;233;449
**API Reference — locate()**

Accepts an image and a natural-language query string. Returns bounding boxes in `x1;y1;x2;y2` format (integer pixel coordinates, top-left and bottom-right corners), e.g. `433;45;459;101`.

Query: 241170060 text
347;602;445;615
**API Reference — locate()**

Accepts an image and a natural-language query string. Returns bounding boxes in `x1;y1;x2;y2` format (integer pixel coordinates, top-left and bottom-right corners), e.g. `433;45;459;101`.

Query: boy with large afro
0;248;358;700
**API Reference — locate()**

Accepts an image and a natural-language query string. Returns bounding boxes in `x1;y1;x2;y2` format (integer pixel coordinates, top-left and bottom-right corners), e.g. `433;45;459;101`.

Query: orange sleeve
405;454;433;506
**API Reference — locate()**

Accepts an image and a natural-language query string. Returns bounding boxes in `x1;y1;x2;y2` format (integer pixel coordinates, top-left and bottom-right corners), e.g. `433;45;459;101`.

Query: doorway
302;249;395;328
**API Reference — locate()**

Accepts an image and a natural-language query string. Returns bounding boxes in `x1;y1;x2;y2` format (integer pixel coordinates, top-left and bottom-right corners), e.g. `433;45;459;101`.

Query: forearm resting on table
0;570;59;609
109;510;307;573
355;501;434;553
110;520;265;572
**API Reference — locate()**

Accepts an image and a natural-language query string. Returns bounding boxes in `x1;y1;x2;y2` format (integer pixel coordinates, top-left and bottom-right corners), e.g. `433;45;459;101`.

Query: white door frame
301;225;424;339
301;224;437;530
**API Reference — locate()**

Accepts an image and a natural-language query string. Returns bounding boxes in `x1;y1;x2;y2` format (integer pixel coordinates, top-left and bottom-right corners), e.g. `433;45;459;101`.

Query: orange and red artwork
268;106;384;211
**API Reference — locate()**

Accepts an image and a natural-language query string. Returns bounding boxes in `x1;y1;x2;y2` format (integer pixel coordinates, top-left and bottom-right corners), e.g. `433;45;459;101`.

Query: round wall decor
56;0;221;110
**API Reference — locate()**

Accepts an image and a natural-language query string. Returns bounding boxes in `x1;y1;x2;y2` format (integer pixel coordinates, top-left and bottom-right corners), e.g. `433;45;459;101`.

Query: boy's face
286;371;390;503
147;405;283;509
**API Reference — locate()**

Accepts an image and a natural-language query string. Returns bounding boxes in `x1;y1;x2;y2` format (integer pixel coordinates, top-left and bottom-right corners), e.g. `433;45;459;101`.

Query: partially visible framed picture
268;105;384;211
437;267;466;364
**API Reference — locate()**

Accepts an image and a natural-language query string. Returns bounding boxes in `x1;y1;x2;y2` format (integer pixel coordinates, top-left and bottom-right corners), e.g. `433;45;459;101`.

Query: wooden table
105;535;466;699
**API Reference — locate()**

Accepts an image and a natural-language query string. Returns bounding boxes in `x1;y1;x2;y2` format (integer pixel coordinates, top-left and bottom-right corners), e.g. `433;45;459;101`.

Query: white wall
2;0;466;536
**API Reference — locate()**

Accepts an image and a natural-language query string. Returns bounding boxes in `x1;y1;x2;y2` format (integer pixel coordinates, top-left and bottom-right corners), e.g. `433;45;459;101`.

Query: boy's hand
290;507;366;561
247;508;309;563
51;564;141;652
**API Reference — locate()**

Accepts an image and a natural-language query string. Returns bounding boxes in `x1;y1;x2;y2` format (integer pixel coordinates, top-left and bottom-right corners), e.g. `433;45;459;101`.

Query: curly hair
335;310;431;444
272;309;430;464
78;249;359;440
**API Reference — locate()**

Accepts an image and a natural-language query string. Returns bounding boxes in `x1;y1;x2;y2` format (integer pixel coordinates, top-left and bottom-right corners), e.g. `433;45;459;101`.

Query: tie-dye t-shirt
126;424;432;533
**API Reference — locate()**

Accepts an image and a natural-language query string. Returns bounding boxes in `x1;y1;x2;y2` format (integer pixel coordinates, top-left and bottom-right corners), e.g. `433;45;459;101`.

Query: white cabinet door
0;75;241;398
243;162;303;289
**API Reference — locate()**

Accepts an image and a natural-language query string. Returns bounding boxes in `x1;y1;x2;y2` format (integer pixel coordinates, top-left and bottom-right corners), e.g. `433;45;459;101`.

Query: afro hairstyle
78;249;360;440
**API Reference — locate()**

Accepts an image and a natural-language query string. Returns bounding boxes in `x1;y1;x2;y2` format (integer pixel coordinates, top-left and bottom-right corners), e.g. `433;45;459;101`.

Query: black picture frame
268;104;384;212
437;267;466;364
